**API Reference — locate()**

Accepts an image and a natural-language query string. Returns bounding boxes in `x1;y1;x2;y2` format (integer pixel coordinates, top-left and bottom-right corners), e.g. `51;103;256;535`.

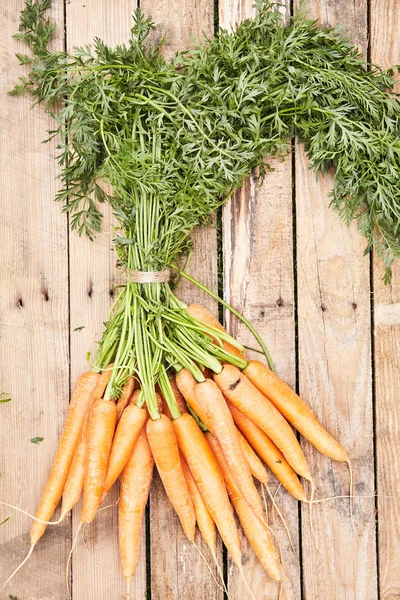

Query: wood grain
370;2;400;597
219;2;300;599
140;1;221;598
0;2;69;599
295;2;378;599
65;1;146;599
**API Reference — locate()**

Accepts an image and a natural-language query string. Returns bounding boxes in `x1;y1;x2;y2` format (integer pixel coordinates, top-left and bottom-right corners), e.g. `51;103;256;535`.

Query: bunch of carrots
2;303;349;596
4;5;371;594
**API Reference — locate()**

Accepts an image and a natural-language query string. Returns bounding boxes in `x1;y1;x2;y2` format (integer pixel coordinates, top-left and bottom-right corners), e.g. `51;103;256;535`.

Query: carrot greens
11;0;400;415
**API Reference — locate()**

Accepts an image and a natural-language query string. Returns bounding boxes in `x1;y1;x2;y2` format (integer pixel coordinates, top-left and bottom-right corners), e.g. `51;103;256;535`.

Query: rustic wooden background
1;0;399;598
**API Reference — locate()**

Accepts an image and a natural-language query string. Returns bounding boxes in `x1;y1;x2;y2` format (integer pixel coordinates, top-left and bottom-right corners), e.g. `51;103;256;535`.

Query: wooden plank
0;2;70;599
370;2;400;597
65;2;146;599
139;1;221;598
295;1;378;598
219;2;301;599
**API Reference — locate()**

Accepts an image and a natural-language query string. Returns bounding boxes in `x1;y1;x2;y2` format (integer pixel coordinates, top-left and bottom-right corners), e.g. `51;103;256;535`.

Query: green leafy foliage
9;0;400;413
30;437;44;444
11;0;400;281
0;393;11;403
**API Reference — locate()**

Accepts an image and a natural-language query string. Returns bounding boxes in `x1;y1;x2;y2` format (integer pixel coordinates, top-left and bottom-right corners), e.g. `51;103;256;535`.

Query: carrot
162;398;173;420
214;365;312;480
61;411;91;519
244;360;349;462
238;429;268;486
195;379;265;520
103;399;147;495
130;388;141;406
62;365;119;516
30;371;99;546
173;413;242;566
176;368;210;427
146;414;195;541
116;377;136;420
187;303;244;358
169;376;188;414
177;368;267;485
156;390;163;415
80;398;117;523
207;433;281;582
228;401;307;501
161;377;187;420
93;364;114;400
181;457;216;553
119;428;154;587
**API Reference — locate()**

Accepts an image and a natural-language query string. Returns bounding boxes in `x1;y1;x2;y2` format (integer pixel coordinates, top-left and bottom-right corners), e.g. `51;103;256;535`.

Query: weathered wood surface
295;2;378;600
219;1;301;598
370;2;400;598
0;2;70;599
1;0;399;599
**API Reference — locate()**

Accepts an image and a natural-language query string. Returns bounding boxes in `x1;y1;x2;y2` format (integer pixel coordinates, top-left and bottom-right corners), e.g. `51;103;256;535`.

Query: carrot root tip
126;576;132;600
66;522;82;599
0;543;35;592
0;501;64;525
347;459;360;544
238;564;257;600
264;485;296;557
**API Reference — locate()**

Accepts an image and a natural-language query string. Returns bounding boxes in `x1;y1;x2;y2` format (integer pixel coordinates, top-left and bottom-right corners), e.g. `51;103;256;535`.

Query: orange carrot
195;379;264;520
146;414;195;541
155;391;163;415
162;398;173;420
80;398;117;523
93;364;114;400
62;364;117;517
170;376;188;414
177;368;267;485
181;457;216;553
116;377;136;420
173;413;242;566
61;411;91;519
228;401;307;501
161;377;187;420
119;428;154;586
187;303;244;358
207;433;281;582
214;365;311;480
244;360;349;462
103;399;147;495
130;388;141;406
238;429;268;486
176;368;210;427
30;371;99;546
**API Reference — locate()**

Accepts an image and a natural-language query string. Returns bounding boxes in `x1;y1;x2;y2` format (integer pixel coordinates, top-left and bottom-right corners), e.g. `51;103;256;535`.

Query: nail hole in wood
42;289;49;302
109;288;115;298
321;303;326;312
17;298;24;308
259;309;265;318
88;281;93;298
276;297;284;307
352;302;357;310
